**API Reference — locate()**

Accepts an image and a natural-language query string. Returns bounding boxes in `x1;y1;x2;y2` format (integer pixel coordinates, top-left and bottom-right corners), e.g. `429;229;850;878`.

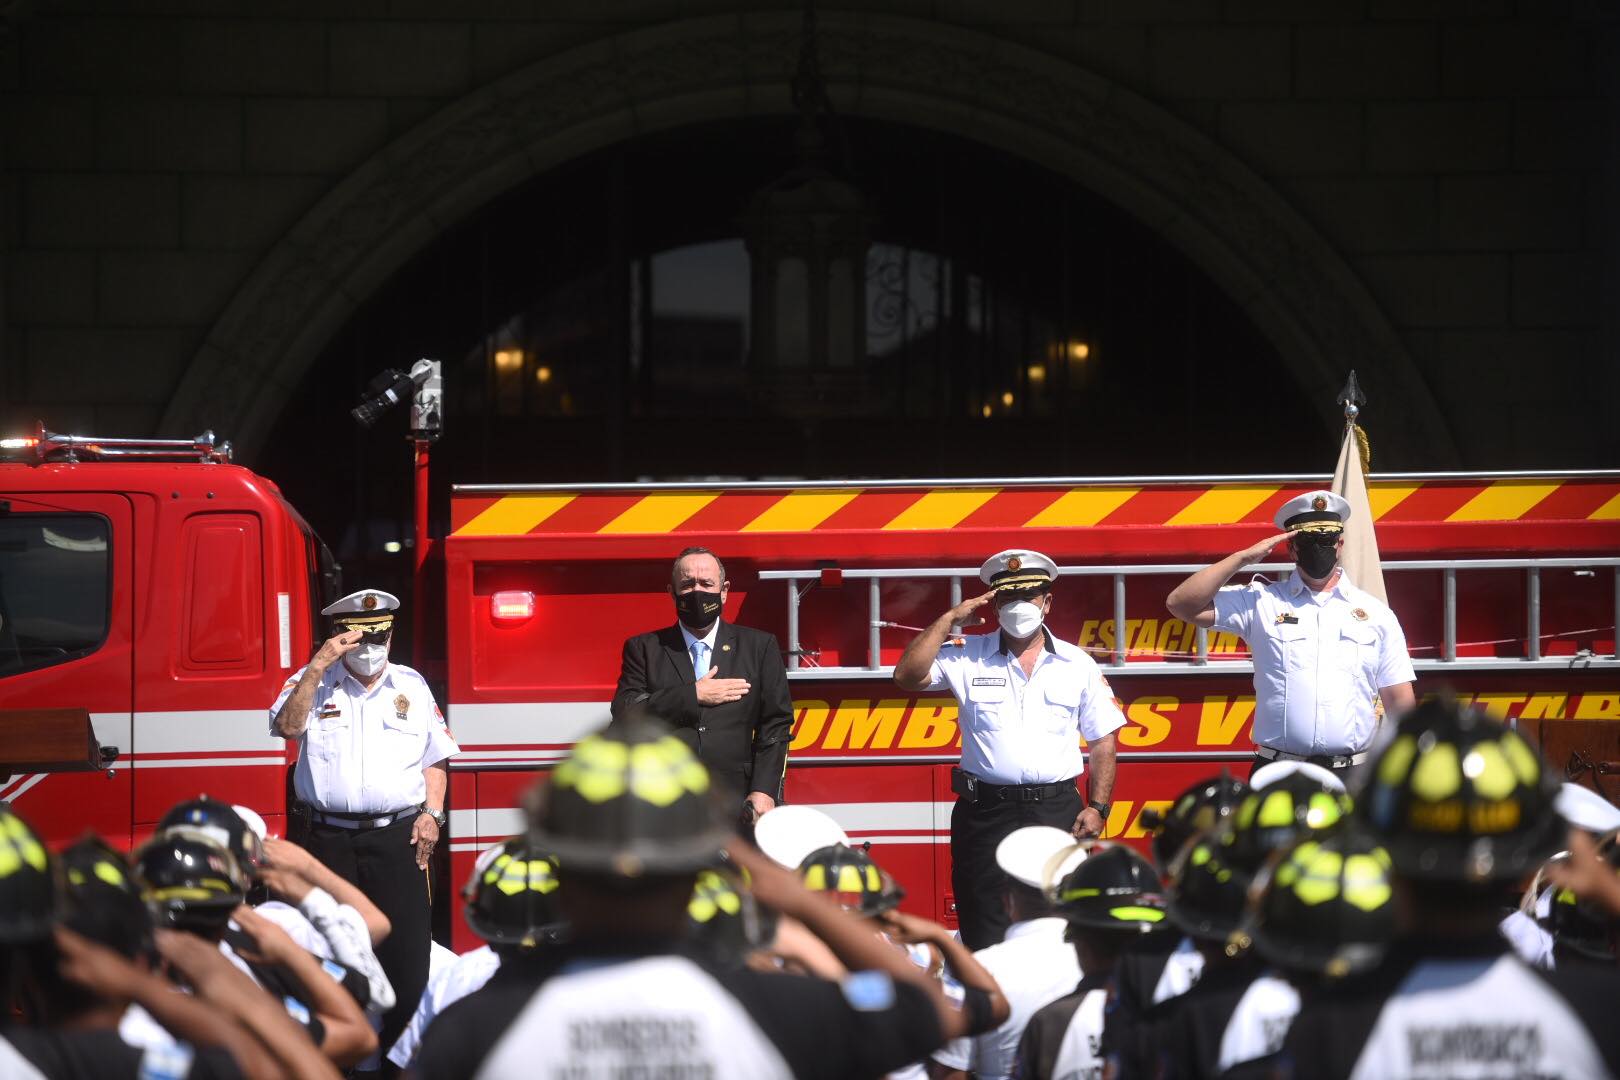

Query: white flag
1331;423;1386;604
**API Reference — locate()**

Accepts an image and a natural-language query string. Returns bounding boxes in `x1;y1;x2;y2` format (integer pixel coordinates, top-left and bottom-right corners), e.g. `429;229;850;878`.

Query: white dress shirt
270;661;459;813
388;944;502;1067
925;630;1127;785
1213;569;1414;755
931;917;1082;1080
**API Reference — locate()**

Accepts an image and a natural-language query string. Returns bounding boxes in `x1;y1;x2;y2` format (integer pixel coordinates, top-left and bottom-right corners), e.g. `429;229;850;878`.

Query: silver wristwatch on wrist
419;805;447;829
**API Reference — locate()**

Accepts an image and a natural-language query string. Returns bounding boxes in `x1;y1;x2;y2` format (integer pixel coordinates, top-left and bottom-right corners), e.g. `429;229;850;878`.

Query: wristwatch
1087;800;1112;821
418;805;447;829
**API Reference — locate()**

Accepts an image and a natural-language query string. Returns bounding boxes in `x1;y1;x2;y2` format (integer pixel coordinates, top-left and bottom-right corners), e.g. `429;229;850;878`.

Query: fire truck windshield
0;513;110;678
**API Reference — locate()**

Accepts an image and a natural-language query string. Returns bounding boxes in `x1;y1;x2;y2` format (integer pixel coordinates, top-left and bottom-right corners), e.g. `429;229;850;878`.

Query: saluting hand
311;629;363;672
947;590;996;627
1236;532;1292;566
696;666;751;706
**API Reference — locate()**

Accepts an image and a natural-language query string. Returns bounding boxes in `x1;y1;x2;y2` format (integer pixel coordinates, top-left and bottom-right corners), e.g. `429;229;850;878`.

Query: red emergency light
489;590;536;623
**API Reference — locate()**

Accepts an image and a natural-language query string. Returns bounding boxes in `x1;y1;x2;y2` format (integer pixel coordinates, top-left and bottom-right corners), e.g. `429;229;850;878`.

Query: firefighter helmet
798;844;903;917
0;805;56;945
528;715;731;877
1167;836;1252;948
1359;697;1562;883
134;826;249;932
1249;826;1397;979
1145;773;1250;872
61;834;152;961
158;796;265;878
1538;830;1620;962
1051;843;1167;935
686;867;763;967
462;837;567;949
1220;769;1352;873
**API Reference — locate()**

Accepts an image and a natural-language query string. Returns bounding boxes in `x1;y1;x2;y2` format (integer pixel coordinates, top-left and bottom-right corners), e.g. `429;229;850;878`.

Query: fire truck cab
0;430;336;849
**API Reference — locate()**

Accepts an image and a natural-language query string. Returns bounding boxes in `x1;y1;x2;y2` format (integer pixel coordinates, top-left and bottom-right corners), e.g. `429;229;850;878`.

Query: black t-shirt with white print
414;940;945;1080
1014;972;1111;1080
1276;934;1620;1080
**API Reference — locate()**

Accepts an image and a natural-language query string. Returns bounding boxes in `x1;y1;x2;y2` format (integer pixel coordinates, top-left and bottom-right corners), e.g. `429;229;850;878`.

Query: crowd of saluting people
3;692;1620;1078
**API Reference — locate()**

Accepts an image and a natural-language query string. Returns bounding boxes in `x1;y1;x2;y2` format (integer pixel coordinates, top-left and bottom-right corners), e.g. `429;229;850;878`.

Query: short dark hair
671;547;726;586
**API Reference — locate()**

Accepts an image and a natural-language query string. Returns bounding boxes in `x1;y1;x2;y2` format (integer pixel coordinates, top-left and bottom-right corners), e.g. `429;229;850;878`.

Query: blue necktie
691;640;710;680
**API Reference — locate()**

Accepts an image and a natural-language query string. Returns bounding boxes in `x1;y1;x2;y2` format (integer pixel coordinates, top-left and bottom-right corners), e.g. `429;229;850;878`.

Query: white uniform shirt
931;917;1082;1080
388;944;502;1067
1213;569;1414;755
926;631;1127;785
1216;974;1300;1072
270;661;459;813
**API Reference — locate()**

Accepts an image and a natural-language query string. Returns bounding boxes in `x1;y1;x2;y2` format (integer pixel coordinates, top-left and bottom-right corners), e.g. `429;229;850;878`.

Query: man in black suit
611;546;793;820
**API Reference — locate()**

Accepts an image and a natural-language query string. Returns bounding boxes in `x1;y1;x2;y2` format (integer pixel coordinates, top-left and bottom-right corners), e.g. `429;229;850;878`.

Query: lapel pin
721;643;732;652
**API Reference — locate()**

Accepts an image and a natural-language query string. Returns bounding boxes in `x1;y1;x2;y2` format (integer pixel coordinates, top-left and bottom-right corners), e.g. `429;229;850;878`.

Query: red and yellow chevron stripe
450;477;1620;537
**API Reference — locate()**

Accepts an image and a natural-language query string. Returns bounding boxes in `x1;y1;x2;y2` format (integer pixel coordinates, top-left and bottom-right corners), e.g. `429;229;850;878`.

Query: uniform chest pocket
382;704;425;735
1268;618;1313;670
966;678;1010;728
306;709;348;759
1041;682;1082;733
1337;623;1378;676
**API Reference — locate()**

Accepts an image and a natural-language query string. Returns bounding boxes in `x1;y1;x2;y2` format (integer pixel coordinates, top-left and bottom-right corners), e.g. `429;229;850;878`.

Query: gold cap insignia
362;594;379;610
1312;496;1327;511
1007;556;1023;572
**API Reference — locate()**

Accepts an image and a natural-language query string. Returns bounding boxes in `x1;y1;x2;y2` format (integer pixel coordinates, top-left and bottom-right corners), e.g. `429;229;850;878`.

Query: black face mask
674;589;723;630
1292;534;1340;580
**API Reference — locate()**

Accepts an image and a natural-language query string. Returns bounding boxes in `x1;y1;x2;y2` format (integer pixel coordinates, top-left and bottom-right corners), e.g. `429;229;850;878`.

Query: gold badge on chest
393;694;410;720
1351;608;1368;622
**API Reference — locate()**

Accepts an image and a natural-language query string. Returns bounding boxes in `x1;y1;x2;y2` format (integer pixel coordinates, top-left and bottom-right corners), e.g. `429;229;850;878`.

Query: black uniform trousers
950;784;1081;951
306;815;430;1068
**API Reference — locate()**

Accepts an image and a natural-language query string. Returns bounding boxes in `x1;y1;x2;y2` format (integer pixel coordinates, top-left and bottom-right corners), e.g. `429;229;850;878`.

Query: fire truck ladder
762;556;1620;678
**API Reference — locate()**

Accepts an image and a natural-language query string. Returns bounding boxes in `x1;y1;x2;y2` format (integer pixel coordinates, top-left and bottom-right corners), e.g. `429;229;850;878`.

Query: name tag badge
1274;613;1299;625
971;677;1007;687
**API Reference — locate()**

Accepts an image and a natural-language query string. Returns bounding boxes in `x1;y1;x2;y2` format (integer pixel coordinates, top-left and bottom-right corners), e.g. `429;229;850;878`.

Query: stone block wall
1;1;1614;466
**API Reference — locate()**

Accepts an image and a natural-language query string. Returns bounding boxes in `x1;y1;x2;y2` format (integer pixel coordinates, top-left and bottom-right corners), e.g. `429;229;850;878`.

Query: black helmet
461;838;567;949
61;835;152;961
798;844;902;917
1538;830;1620;962
528;716;732;878
1052;843;1168;935
1249;826;1397;979
0;805;56;945
686;867;764;966
134;826;248;933
1167;835;1251;948
158;797;264;878
1359;697;1562;884
1220;771;1352;873
1146;773;1250;872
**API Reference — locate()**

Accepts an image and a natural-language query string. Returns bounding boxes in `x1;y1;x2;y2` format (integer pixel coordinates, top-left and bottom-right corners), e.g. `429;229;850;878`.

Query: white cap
1250;760;1347;794
231;804;268;843
996;825;1084;890
754;806;850;870
1274;490;1351;532
979;549;1059;591
1555;783;1620;834
321;589;401;618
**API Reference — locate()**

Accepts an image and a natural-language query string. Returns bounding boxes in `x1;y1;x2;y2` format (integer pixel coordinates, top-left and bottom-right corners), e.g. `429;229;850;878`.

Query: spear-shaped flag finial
1338;370;1365;423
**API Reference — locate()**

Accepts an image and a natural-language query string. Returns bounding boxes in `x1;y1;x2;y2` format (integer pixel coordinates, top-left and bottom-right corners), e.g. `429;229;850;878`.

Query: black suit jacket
610;621;793;800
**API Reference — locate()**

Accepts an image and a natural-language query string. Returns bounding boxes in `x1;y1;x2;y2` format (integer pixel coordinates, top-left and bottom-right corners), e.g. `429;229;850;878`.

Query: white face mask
345;644;389;677
997;600;1045;640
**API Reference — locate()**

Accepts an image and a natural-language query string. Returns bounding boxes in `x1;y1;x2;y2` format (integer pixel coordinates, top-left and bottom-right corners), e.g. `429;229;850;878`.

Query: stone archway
164;12;1455;464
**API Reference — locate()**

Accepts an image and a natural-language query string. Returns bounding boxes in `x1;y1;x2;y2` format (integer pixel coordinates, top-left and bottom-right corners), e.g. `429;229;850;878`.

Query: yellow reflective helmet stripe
528;859;559;894
1293;850;1344;906
1500;731;1541;787
1378;734;1418;787
1305;792;1344;830
1410;742;1462;801
835;864;864;893
93;860;126;888
1342;854;1392;912
1258;790;1295;828
802;864;828;892
1109;906;1166;923
1463;742;1515;800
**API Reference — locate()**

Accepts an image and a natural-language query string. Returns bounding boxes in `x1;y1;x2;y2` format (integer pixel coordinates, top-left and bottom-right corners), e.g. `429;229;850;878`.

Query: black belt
308;806;417;831
952;768;1075;804
1254;745;1368;769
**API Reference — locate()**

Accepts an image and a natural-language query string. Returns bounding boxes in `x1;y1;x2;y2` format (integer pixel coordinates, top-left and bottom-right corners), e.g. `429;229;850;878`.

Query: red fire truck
4;428;1618;951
